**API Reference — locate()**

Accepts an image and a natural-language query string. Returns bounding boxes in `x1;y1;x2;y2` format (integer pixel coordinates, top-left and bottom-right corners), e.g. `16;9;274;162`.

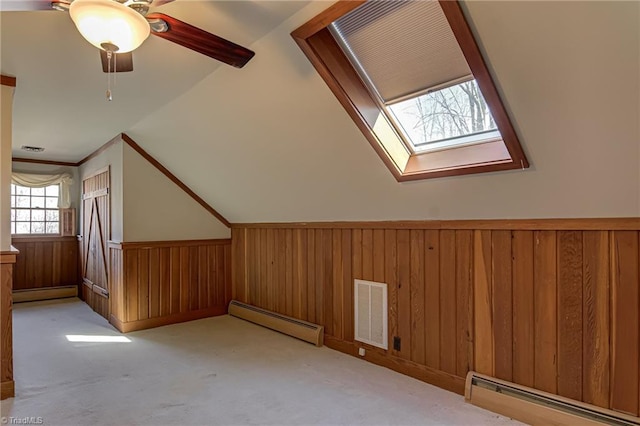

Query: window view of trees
10;184;60;235
389;79;497;149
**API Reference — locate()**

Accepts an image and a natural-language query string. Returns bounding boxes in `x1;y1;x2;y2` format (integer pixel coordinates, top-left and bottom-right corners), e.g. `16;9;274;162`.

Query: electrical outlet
393;336;401;351
358;347;365;356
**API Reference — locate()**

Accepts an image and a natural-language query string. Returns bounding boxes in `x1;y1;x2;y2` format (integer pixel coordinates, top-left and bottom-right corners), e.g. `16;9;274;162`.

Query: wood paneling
473;230;493;376
610;231;639;415
81;168;110;319
109;239;232;332
533;230;558;394
232;223;640;416
232;226;475;393
512;231;534;387
492;230;512;382
1;248;18;400
557;231;584;401
11;237;79;291
232;218;640;230
582;231;610;408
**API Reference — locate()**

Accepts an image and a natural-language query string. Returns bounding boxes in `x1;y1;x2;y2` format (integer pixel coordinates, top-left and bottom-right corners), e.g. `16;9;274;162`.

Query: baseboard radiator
466;372;640;426
13;285;78;303
228;300;324;346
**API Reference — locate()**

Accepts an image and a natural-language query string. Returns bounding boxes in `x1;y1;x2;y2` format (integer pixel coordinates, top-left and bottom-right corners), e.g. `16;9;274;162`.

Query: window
292;0;529;181
388;79;499;152
10;184;60;235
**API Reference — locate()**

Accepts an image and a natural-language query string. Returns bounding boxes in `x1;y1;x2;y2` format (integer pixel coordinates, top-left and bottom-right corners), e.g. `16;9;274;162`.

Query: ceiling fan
6;0;255;73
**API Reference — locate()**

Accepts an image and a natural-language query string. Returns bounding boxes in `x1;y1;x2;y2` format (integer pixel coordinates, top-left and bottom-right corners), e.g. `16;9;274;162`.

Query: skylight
292;0;528;181
387;79;500;152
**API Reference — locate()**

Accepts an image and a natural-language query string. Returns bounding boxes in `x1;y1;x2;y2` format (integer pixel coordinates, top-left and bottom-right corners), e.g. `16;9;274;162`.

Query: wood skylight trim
292;0;529;182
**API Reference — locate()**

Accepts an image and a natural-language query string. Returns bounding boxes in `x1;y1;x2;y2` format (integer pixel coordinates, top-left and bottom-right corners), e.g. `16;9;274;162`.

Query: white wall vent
354;279;388;350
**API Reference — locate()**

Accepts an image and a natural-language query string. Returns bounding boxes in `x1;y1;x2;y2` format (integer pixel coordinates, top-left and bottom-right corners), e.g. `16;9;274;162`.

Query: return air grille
354;279;388;350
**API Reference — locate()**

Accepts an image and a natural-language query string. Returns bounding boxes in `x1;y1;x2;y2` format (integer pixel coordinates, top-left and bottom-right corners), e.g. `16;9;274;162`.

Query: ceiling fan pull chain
106;50;113;101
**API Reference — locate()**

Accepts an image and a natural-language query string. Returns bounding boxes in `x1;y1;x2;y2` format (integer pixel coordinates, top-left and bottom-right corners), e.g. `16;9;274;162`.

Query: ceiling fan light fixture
69;0;150;53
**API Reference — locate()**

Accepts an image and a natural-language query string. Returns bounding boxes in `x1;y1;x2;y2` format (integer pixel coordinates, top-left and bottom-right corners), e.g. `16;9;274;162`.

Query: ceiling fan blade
146;13;255;68
100;51;134;73
51;0;71;12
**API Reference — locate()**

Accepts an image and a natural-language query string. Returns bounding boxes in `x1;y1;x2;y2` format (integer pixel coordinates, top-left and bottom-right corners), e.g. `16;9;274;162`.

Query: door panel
81;168;110;319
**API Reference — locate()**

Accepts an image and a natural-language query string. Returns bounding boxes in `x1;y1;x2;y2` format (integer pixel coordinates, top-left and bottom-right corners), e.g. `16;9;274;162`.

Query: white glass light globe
69;0;150;53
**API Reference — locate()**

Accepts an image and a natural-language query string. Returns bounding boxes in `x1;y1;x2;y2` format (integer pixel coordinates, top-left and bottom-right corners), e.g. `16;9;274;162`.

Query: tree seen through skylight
389;79;497;149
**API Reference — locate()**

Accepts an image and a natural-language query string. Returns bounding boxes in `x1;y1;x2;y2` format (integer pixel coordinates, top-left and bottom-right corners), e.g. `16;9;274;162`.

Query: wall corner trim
230;218;640;231
12;157;78;167
76;134;122;166
120;133;231;228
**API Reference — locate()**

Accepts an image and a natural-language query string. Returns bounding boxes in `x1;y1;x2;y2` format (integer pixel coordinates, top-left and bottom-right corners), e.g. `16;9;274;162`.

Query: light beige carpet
1;298;521;425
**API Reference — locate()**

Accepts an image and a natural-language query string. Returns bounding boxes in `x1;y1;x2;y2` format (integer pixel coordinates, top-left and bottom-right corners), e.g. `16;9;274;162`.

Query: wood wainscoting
109;239;232;333
11;236;79;291
231;219;640;418
1;247;18;400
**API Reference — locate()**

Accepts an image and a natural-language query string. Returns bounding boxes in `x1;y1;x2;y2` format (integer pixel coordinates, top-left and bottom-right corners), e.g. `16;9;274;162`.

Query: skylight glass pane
388;79;499;151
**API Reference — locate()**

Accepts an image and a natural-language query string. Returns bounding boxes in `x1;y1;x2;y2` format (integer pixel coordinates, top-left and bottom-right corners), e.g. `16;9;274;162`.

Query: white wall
122;143;230;241
0;84;14;250
128;0;640;222
78;137;124;242
77;136;229;242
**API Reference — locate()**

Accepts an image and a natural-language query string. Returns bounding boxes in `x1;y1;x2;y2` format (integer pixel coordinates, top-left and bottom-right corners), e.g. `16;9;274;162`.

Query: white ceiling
1;0;309;161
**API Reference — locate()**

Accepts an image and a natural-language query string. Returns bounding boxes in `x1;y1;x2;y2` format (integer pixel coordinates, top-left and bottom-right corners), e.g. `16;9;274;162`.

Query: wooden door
81;167;110;319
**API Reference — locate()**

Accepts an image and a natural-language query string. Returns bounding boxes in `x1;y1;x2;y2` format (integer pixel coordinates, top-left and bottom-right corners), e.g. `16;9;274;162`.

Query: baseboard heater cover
228;300;324;346
466;372;640;426
13;285;78;303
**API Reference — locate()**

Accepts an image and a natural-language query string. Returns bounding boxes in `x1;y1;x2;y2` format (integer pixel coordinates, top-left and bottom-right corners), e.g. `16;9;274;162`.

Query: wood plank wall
109;239;232;333
81;168;110;319
231;222;640;417
1;249;18;400
11;237;79;291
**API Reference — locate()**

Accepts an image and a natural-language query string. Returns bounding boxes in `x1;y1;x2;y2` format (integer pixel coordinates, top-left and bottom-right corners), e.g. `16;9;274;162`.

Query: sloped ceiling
128;0;640;222
4;1;639;222
0;1;309;161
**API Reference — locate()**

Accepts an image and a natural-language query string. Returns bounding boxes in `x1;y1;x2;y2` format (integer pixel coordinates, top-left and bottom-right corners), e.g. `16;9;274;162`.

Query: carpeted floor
1;298;521;425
